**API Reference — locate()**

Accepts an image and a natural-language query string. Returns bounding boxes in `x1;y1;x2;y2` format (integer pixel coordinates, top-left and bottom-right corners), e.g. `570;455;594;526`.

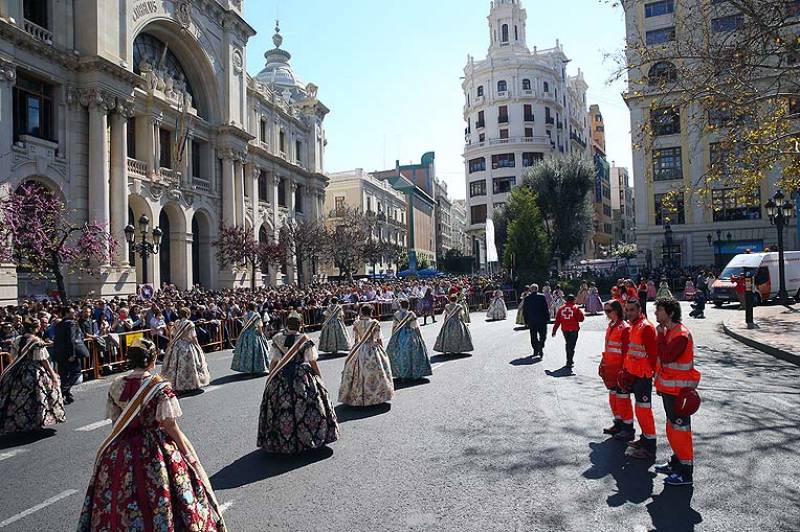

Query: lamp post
764;190;796;303
706;228;723;268
124;215;163;286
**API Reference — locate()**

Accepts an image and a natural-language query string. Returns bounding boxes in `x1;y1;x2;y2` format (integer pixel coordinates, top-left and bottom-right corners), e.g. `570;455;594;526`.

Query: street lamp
706;228;723;268
764;190;796;303
125;214;163;285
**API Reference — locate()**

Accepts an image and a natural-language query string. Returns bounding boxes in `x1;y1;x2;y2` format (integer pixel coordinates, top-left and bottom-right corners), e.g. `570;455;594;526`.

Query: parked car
711;251;800;307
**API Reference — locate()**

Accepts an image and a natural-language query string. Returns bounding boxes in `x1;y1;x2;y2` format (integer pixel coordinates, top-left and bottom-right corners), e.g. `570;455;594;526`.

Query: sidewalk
722;304;800;366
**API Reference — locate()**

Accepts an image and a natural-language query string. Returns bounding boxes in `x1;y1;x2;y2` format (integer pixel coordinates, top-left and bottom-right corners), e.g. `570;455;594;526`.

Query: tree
616;0;800;204
502;187;551;287
324;206;368;279
0;182;116;302
212;225;284;290
491;205;510;263
523;154;594;264
279;218;327;287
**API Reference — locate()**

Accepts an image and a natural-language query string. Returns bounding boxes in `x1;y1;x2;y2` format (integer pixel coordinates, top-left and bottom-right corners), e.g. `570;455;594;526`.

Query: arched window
522;79;531;91
133;32;201;115
648;61;677;86
501;24;509;43
477;85;484;97
497;80;507;93
515;26;519;41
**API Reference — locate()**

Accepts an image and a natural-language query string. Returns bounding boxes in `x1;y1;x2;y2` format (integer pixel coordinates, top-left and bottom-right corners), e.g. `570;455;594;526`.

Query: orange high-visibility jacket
602;320;630;368
655;323;701;396
623;316;658;378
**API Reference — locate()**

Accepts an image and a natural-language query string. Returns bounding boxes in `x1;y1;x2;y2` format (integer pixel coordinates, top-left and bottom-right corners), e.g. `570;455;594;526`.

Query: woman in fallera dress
550;286;566;320
257;316;339;454
516;286;531;327
338;305;395;406
160;307;211;393
542;283;553;313
647;279;657;300
230;302;269;374
459;289;471;324
0;319;65;435
656;279;674;300
318;297;352;356
420;287;437;325
434;295;474;355
386;300;433;380
584;282;604;315
78;339;225;531
576;282;589;308
486;289;508;321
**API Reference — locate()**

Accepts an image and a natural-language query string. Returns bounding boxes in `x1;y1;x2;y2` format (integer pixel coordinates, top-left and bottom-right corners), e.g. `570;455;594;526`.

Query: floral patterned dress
318;304;352;354
550;290;566;320
386;310;432;380
516;292;529;326
585;287;603;315
78;373;225;531
230;311;269;374
433;303;474;354
486;291;507;321
576;284;589;307
160;319;211;392
0;336;65;435
338;319;395;406
257;332;340;454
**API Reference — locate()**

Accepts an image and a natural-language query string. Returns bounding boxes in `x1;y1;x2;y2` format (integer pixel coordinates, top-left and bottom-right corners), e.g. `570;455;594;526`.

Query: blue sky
243;0;631;200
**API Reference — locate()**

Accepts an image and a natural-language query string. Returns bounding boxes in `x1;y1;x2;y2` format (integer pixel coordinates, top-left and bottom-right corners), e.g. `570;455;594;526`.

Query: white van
710;251;800;306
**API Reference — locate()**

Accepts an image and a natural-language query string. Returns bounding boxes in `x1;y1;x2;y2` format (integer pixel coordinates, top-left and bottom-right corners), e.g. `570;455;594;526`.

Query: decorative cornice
66;87;132;113
0;56;16;83
217;124;255;143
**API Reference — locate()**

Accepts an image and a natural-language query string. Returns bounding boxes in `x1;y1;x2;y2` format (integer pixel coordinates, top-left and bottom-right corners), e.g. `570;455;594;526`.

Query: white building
451;199;471;256
463;0;591;268
434;177;454;257
610;164;635;245
0;1;329;303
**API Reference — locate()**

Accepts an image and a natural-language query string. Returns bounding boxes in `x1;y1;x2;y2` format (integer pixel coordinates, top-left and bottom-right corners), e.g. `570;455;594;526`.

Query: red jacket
552;302;585;333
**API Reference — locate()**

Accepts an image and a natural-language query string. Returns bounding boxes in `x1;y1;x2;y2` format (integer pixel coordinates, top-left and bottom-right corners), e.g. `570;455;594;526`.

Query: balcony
193;178;211;192
496;90;509;99
545;116;555;125
498;115;509;124
23;19;53;45
557;121;563;129
522;90;534;96
476;121;486;129
159;167;181;186
127;158;147;177
524;114;535;122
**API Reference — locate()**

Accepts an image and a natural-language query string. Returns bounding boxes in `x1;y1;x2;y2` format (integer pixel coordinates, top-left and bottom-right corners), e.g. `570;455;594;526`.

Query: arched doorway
158;210;172;286
192;211;213;289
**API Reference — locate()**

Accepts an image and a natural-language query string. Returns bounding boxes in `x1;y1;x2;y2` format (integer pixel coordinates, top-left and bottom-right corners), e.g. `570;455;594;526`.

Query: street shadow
318;352;347;361
647;487;703;531
393;378;431;390
429;353;472;364
583;440;655;506
513;326;529;331
209;446;334;489
545;366;575;378
334;402;391;422
176;388;205;398
509;356;542;366
0;428;57;450
210;373;266;386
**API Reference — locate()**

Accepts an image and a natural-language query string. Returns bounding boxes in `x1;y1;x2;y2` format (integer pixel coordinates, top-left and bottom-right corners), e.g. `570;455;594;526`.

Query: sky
243;0;631;201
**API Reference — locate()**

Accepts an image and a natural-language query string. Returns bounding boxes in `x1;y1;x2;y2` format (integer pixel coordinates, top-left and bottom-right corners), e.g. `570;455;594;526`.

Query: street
1;304;798;532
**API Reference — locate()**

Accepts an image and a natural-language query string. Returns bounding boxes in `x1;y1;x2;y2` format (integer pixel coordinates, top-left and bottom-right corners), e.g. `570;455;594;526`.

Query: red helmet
617;369;636;392
674;389;701;417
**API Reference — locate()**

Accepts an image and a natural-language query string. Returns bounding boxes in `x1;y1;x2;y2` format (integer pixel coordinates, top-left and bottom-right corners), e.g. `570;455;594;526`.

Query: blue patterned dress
386;310;432;380
231;311;269;374
433;303;474;354
318;304;352;354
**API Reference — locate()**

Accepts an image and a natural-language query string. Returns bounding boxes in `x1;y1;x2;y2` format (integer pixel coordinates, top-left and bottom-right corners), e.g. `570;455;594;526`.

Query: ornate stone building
0;0;329;302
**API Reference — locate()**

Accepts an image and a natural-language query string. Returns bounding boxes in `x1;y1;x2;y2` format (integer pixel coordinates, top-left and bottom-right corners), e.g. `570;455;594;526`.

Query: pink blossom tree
0;182;117;302
212;224;285;289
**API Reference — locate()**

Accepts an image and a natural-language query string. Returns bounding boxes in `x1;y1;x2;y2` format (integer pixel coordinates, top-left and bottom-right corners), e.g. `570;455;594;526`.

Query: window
501;24;509;43
711;14;743;32
493;177;515;194
335;196;345;213
648;61;677;85
491;153;515;169
468;157;486;173
524;104;534;121
295;140;302;163
479;133;486;142
127;117;137;159
652;147;682;181
13;73;53;141
23;0;48;28
514;25;519;41
159;128;172;168
476;110;485;128
278;178;286;207
279;130;286;154
712;188;761;221
645;0;674;17
646;27;675;45
295;185;303;213
498;105;508;123
258;171;269;202
497;80;508;93
469;181;487;197
470;204;488;224
133;33;197;114
524;127;534;138
522;79;531;91
650;106;680;135
654;193;685;225
477;85;484;97
543;81;550;93
499;129;509;139
259;119;267;143
191;140;202;179
523;152;543;167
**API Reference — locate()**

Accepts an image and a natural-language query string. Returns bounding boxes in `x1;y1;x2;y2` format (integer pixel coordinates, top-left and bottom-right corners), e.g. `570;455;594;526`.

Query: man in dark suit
522;284;550;358
52;306;90;404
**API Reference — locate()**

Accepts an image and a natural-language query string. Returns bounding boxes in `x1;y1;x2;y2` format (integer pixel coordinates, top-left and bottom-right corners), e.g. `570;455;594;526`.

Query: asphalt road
1;303;798;532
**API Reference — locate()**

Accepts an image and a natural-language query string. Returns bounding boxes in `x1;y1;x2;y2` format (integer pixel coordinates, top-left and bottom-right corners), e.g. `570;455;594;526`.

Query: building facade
434;177;454;258
623;0;798;269
610;164;635;245
586;104;613;258
0;0;329;303
451;199;471;256
462;0;591;269
323;168;407;277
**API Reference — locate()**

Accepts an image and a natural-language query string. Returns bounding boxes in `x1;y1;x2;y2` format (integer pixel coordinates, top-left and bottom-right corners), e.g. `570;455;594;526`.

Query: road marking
0;448;28;462
203;385;222;393
75;419;112;432
219;501;233;514
431;362;444;370
0;489;78;528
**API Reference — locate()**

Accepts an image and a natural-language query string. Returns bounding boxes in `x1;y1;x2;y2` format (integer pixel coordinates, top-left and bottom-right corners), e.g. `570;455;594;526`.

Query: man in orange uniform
599;299;632;436
654;298;701;486
551;294;585;370
615;299;658;460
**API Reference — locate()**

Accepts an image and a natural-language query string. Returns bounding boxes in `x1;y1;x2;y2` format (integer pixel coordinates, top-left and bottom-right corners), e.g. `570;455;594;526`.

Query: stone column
152;120;162;177
288;179;297;219
271;174;280;238
182;131;192;188
246;163;259;238
88;92;111;261
0;60;17;304
234;159;246;227
109;108;130;266
221;153;236;227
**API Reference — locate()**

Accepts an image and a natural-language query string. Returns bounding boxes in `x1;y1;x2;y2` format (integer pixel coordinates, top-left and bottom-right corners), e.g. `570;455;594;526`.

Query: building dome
255;21;307;99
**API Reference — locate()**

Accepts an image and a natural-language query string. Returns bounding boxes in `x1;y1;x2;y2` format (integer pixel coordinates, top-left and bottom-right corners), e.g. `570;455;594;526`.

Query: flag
485;217;498;263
